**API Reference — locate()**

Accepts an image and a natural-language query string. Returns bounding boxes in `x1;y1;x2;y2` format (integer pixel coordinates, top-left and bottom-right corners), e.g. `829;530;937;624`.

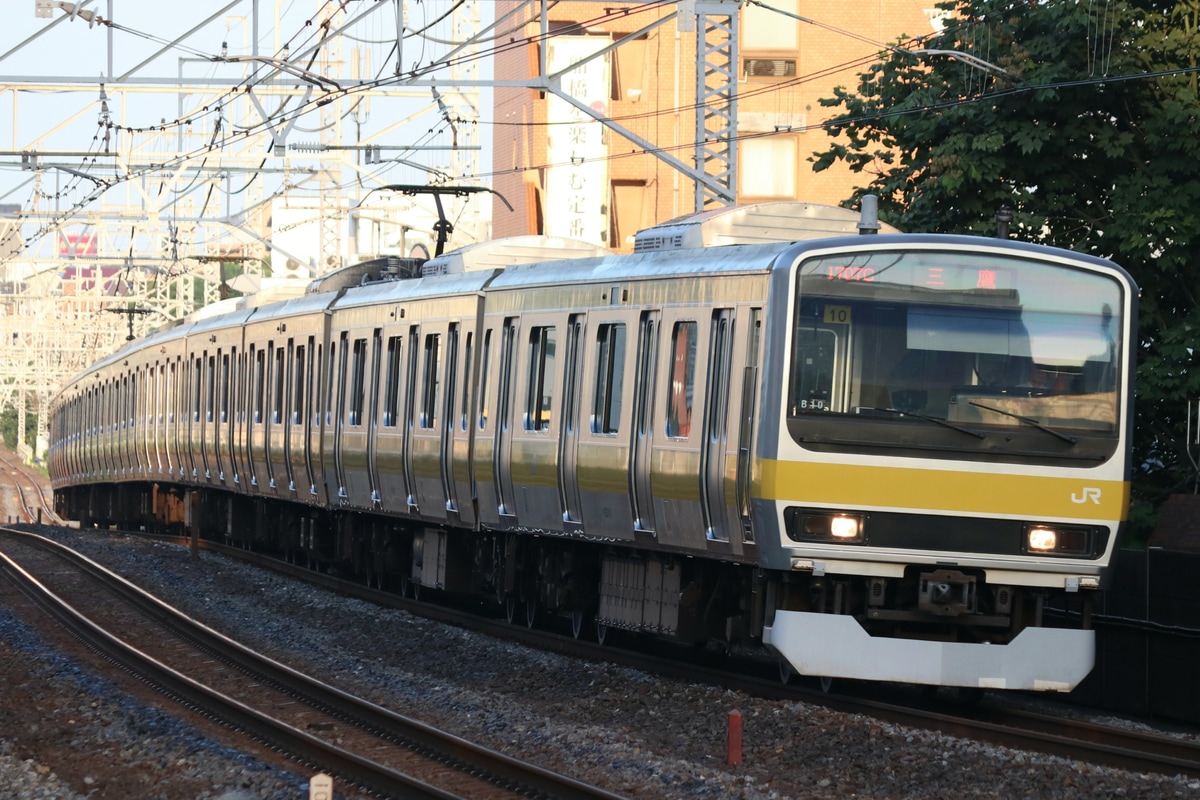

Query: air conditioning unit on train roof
631;201;900;253
420;235;612;276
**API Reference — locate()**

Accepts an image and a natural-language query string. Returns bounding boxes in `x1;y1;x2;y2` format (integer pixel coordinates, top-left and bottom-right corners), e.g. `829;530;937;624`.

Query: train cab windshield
787;248;1125;463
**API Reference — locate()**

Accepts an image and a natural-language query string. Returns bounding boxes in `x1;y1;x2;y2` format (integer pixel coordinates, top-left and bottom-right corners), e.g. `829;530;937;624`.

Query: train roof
632;200;899;252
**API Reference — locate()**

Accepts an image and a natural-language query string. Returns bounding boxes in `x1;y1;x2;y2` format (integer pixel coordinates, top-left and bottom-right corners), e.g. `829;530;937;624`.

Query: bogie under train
48;202;1136;691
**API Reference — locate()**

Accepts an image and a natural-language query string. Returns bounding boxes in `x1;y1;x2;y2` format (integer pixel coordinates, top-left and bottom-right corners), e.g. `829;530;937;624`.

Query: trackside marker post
310;773;333;799
727;709;743;766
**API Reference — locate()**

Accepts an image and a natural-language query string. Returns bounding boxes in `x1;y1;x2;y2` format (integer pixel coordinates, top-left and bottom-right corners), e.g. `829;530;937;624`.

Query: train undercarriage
55;481;1092;688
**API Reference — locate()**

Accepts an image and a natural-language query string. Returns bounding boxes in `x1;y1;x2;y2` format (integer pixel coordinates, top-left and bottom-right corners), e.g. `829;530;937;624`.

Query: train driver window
667;321;696;438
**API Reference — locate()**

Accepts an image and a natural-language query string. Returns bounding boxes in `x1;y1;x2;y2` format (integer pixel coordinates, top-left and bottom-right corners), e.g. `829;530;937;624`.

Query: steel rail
0;528;629;800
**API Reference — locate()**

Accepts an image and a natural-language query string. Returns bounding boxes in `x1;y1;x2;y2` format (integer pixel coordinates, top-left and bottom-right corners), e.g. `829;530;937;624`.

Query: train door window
478;329;493;430
383;335;402;427
192;357;202;423
272;345;286;425
707;314;733;442
167;362;176;424
525;326;557;432
220;354;230;423
563;317;584;437
667;321;697;438
253;348;265;425
292;342;305;425
206;356;216;423
444;326;459;432
420;333;441;429
460;331;473;431
149;365;157;426
592;323;626;434
634;314;657;438
326;339;340;427
349;337;367;427
312;344;323;427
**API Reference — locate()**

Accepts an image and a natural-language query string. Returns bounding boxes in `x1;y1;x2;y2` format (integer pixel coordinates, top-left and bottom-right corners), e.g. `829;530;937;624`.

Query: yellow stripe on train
759;460;1129;522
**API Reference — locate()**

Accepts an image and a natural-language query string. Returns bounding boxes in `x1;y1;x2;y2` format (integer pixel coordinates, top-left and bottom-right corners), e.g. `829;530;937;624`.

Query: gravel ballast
3;526;1200;799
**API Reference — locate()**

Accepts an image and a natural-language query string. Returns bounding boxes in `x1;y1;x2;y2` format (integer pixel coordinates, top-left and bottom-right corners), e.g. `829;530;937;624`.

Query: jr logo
1071;487;1102;505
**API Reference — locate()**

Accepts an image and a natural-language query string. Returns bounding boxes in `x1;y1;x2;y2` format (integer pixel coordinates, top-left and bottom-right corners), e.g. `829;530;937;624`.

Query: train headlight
785;508;866;544
1023;523;1093;556
830;515;861;540
1027;526;1057;552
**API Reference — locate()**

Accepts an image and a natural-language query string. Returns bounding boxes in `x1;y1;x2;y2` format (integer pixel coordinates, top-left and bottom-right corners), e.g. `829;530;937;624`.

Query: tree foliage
812;0;1200;534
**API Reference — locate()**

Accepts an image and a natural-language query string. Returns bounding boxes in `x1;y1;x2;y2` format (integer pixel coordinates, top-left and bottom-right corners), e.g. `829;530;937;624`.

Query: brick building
492;1;940;251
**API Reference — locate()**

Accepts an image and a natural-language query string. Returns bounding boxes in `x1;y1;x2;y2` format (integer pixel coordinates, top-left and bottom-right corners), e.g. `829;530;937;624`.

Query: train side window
667;321;697;438
592;323;626;434
478;329;492;430
349;337;367;427
420;333;441;429
383;335;402;427
525;326;557;432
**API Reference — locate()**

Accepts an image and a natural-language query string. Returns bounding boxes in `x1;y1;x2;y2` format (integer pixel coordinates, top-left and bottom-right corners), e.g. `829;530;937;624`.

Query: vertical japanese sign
546;37;610;246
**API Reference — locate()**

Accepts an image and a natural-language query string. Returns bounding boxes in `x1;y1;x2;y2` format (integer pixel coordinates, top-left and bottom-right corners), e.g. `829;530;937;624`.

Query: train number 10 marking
823;305;852;324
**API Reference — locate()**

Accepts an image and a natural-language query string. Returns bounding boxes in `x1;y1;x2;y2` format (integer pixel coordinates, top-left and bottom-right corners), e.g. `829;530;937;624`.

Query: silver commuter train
48;201;1137;691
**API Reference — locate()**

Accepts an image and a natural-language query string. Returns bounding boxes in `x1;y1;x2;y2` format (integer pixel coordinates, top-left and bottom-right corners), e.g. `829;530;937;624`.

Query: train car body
48;203;1137;691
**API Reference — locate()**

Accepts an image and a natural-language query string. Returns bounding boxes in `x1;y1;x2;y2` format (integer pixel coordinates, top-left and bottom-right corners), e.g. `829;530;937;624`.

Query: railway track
90;528;1200;781
0;527;628;800
0;452;58;525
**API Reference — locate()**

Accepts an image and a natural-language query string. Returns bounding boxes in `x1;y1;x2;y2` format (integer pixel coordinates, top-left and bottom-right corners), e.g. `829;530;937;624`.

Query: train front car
759;236;1135;691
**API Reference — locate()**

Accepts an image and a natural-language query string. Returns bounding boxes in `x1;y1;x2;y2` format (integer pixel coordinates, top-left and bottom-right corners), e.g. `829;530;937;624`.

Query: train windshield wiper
968;401;1078;445
866;407;985;439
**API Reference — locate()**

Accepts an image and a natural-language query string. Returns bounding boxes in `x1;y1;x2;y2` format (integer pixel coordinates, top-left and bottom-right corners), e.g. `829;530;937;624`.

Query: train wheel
570;611;586;639
818;675;835;694
596;622;608;645
505;596;517;624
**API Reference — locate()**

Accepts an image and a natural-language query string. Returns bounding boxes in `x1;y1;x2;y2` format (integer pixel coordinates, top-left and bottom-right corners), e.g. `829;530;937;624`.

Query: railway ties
0;529;627;800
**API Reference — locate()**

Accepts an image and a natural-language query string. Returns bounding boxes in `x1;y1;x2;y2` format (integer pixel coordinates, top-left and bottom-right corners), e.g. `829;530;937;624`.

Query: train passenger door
297;338;316;497
734;309;763;543
365;329;384;505
450;328;476;525
439;323;461;515
402;326;420;510
493;318;518;518
700;310;734;542
209;352;223;482
630;311;660;533
557;315;585;527
220;351;233;485
332;333;349;499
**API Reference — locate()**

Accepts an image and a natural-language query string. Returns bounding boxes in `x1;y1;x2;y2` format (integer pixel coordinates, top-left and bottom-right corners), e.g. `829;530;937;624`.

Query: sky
0;1;493;240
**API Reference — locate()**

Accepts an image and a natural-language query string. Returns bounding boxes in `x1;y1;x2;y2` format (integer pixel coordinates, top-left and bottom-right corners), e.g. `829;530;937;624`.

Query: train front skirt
764;611;1094;691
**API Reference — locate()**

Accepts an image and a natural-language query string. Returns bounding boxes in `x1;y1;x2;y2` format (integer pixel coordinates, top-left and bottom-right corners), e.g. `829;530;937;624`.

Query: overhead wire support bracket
372;184;513;257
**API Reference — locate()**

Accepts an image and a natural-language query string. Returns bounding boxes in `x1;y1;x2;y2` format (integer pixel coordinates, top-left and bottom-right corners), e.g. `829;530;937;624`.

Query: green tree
812;0;1200;536
0;405;38;452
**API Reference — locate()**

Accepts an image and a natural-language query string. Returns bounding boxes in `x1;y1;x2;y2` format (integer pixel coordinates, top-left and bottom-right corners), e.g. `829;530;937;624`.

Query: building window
740;136;797;199
742;0;799;50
